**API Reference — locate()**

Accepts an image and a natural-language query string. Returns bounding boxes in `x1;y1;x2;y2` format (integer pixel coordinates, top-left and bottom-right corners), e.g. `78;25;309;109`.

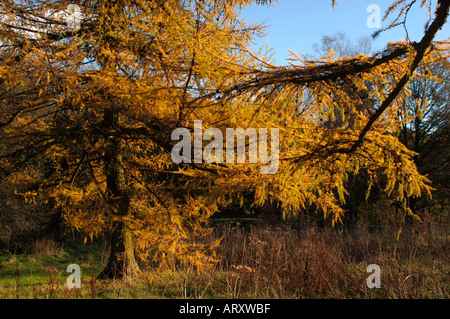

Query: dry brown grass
2;224;448;299
187;223;449;298
30;238;62;257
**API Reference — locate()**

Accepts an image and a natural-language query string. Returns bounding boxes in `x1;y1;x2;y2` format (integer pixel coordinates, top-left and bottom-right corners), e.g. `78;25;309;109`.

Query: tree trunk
97;216;140;279
97;110;140;279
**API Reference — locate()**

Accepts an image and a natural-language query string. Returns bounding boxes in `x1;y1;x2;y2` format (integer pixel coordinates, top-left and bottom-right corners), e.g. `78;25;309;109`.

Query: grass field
0;224;448;299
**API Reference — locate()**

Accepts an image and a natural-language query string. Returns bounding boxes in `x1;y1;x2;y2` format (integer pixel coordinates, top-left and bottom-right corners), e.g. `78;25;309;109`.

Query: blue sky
239;0;450;65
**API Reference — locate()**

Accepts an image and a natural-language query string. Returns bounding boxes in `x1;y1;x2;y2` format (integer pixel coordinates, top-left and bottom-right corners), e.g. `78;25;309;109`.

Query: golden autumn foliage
0;0;448;277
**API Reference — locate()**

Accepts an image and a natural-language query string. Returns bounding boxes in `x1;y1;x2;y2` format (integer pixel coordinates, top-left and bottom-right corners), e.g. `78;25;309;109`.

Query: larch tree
0;0;449;279
0;0;275;278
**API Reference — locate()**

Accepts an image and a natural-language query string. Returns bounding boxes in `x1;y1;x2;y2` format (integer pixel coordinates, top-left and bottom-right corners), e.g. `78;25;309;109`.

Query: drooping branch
216;42;413;100
212;0;449;157
348;0;450;153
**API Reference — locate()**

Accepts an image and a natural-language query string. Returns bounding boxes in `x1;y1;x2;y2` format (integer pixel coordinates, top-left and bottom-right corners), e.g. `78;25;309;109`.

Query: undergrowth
0;225;448;299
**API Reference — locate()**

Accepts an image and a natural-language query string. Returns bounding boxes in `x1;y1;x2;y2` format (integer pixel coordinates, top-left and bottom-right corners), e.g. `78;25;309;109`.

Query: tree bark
98;214;140;279
97;110;140;279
